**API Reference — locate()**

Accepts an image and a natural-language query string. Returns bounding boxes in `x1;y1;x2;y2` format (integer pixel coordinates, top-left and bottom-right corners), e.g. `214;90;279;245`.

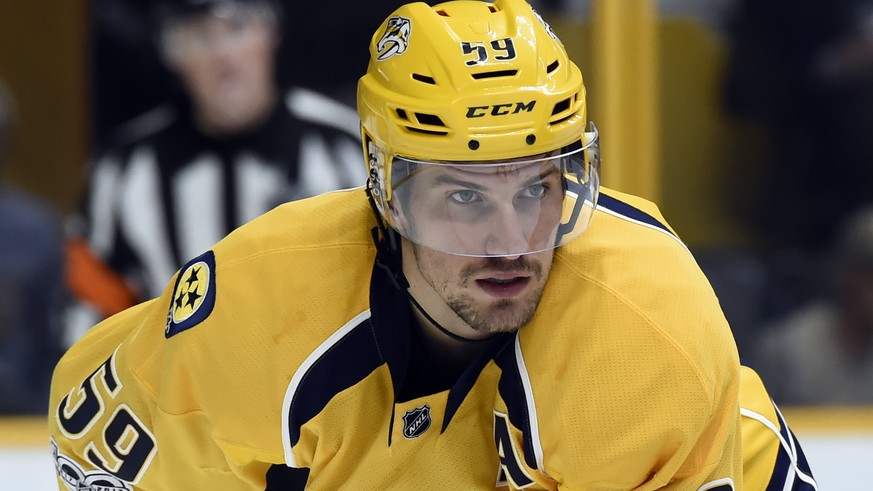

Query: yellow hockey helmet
359;0;600;257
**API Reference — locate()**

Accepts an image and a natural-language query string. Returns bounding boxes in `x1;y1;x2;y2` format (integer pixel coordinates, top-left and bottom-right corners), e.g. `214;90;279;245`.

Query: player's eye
520;183;548;199
449;190;482;204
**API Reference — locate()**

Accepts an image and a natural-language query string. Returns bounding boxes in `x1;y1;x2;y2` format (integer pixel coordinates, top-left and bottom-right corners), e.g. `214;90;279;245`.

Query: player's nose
482;205;529;257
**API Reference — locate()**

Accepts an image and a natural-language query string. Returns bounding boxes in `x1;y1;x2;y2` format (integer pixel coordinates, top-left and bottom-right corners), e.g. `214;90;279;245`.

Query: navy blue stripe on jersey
264;465;309;490
784;428;816;490
765;448;790;491
494;339;538;470
597;193;676;239
765;408;816;490
777;407;816;489
791;426;815;489
285;314;382;449
442;332;513;433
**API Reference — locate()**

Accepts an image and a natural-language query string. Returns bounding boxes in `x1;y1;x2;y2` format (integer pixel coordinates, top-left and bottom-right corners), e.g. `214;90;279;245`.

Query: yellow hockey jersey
49;187;811;490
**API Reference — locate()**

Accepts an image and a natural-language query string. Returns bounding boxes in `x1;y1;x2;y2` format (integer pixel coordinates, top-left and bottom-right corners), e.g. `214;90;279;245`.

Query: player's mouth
475;276;531;298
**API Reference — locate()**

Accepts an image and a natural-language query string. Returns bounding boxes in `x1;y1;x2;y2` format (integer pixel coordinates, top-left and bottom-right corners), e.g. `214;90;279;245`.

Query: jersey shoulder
161;186;377;356
512;188;742;487
553;186;734;376
50;189;381;485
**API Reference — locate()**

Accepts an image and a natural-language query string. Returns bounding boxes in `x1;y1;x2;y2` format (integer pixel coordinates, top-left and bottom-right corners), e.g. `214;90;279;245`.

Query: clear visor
380;123;600;257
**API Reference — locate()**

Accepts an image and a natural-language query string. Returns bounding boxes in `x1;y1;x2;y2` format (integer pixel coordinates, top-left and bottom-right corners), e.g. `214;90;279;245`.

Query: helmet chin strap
366;187;486;344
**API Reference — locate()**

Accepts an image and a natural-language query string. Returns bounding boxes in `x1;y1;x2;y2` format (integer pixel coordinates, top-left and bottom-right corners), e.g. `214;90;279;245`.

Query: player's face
407;242;554;336
400;160;560;335
162;8;277;132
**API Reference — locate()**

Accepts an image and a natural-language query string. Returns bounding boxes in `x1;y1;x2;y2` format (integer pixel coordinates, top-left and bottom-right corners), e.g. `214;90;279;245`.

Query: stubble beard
414;244;548;335
446;293;542;335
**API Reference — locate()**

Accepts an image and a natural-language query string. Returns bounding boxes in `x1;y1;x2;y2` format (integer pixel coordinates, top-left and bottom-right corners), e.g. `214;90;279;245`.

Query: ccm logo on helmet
466;101;536;118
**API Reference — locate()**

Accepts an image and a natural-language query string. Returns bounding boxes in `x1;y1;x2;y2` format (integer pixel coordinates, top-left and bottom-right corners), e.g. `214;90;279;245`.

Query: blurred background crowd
2;0;873;416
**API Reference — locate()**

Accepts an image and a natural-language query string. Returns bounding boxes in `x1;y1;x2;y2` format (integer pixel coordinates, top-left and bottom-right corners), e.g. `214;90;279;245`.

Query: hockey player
50;0;815;489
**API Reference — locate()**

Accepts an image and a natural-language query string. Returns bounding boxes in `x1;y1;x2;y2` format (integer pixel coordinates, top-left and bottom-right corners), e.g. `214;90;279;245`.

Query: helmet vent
551;98;571;116
436;9;449;16
549;96;578;126
547;60;560;74
471;69;518;80
487;5;498;12
415;113;446;127
412;73;437;85
550;113;576;126
406;127;449;136
396;108;409;120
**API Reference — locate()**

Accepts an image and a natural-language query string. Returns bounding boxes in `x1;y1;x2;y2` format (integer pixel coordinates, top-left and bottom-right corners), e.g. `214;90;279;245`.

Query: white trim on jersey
697;477;735;490
514;334;549;477
740;407;818;490
282;309;373;468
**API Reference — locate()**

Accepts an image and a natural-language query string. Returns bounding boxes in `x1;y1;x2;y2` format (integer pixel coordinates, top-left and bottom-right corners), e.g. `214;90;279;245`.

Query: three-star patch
166;250;216;338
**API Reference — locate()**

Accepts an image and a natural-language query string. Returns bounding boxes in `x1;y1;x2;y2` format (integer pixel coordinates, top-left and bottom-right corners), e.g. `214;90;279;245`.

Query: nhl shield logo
402;404;432;439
